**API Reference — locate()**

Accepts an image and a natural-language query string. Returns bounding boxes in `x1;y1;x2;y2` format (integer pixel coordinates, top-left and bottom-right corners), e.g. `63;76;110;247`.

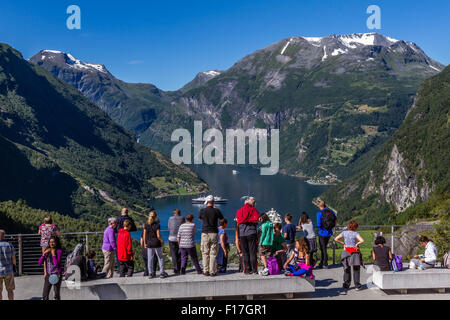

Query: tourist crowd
0;197;441;300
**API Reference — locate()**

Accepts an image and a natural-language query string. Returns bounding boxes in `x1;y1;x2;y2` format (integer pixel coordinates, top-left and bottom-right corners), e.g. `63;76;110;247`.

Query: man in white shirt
409;235;437;270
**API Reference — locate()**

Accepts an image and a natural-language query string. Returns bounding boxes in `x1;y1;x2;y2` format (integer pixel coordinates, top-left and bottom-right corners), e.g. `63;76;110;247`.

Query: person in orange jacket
117;219;134;277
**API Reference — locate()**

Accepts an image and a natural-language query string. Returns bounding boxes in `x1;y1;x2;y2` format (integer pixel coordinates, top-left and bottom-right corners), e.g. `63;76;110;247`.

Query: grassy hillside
0;43;207;226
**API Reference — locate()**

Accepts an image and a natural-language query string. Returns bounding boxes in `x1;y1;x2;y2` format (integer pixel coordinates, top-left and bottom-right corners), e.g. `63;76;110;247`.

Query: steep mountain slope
31;33;444;180
179;70;223;93
0;44;207;225
29;50;189;153
322;66;450;224
172;33;443;180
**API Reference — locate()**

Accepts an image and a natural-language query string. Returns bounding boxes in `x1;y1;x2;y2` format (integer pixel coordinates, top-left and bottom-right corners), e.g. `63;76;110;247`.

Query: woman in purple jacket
102;217;117;278
38;236;63;300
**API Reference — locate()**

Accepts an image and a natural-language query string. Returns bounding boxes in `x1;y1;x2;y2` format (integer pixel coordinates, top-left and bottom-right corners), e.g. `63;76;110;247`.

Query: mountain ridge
30;32;445;181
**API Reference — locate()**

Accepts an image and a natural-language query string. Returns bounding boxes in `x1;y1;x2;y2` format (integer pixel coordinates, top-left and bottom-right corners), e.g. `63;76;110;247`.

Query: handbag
49;274;60;285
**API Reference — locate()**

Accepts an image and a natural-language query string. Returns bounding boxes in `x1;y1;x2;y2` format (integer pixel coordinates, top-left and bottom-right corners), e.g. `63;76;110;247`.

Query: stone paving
11;264;450;300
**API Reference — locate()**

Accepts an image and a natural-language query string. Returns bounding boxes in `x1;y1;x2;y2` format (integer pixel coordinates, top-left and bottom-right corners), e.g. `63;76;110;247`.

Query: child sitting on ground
87;250;106;280
258;213;273;276
283;238;314;279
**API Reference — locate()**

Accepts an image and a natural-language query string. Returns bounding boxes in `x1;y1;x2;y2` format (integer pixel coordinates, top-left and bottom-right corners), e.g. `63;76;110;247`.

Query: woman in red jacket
236;197;260;275
117;219;134;277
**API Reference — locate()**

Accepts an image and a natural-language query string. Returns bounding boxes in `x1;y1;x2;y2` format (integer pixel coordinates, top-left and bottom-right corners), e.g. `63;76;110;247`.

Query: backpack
391;254;403;272
442;251;450;269
321;209;336;230
64;243;87;279
267;256;280;275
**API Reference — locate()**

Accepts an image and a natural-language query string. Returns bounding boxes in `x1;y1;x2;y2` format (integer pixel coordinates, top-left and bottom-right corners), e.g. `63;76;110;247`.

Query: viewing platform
60;269;315;300
13;265;450;300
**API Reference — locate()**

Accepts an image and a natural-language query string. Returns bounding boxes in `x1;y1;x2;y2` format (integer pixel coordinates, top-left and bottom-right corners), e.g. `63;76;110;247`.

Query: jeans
240;233;258;273
148;248;165;274
287;265;310;277
180;247;202;274
201;233;219;274
343;265;361;287
217;246;228;273
119;260;134;277
318;235;331;266
42;274;62;300
169;241;181;273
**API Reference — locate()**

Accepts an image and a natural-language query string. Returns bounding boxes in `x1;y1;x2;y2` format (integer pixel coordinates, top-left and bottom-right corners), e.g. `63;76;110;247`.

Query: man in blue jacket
316;201;337;269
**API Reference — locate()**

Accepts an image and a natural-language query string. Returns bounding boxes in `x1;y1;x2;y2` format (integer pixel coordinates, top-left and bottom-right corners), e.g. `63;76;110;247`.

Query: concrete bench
60;271;315;300
372;267;450;294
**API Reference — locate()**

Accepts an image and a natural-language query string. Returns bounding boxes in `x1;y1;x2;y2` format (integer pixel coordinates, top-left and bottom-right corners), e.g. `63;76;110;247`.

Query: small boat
232;170;239;175
192;196;228;204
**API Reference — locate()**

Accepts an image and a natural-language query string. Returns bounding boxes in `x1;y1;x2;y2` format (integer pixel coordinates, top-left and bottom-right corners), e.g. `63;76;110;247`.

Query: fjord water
135;165;329;240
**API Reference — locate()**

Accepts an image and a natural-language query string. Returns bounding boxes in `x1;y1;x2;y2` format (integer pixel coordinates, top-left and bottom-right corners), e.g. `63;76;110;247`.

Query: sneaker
339;290;348;296
203;272;210;277
210;273;216;277
149;273;156;279
160;272;168;279
259;267;269;276
355;284;363;291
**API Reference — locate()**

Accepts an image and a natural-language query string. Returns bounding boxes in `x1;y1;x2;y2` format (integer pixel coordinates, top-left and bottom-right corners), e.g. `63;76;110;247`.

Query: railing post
332;240;336;265
85;232;89;254
18;234;23;276
391;225;395;254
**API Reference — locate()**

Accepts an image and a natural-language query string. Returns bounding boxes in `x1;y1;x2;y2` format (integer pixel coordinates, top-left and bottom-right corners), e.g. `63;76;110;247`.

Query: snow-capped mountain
33;50;109;74
29;32;445;179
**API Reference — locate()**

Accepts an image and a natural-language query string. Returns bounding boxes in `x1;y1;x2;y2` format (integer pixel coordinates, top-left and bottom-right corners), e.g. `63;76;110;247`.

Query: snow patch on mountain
280;38;293;55
39;50;108;74
331;48;347;56
429;65;441;72
321;46;328;61
203;70;221;77
303;36;322;47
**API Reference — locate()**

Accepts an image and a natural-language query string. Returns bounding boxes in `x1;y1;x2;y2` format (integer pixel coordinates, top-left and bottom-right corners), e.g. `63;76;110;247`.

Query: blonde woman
143;210;168;279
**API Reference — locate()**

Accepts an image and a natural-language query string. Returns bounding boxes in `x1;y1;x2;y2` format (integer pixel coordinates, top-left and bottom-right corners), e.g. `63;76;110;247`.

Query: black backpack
321;209;336;230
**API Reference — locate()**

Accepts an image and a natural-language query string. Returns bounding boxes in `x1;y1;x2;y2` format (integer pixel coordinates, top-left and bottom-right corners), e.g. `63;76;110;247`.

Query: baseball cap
204;195;215;205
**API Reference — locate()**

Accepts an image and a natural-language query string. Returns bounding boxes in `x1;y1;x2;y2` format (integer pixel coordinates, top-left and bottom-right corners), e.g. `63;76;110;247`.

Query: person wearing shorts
0;230;16;300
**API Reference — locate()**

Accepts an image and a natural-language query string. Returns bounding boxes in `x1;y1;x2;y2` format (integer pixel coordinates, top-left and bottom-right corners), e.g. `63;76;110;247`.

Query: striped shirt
177;223;197;248
0;241;16;276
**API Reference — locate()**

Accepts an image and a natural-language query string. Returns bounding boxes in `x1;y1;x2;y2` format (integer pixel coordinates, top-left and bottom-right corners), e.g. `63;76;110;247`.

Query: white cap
204;195;214;205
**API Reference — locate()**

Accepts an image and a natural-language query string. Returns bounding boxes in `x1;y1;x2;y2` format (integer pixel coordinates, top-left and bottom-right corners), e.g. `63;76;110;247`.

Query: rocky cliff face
362;144;432;213
322;66;449;224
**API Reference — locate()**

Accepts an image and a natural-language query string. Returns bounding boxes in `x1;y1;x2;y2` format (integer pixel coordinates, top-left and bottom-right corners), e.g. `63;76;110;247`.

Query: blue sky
0;0;449;90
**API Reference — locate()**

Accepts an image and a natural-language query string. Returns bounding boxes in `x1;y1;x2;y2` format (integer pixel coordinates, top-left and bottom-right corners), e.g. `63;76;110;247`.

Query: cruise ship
191;196;228;204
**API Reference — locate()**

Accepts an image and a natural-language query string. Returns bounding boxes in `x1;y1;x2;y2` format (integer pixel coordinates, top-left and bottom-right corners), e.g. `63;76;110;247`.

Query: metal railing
5;224;449;276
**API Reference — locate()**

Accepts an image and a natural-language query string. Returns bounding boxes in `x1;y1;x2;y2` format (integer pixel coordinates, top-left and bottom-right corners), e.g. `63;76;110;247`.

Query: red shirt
117;228;133;261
